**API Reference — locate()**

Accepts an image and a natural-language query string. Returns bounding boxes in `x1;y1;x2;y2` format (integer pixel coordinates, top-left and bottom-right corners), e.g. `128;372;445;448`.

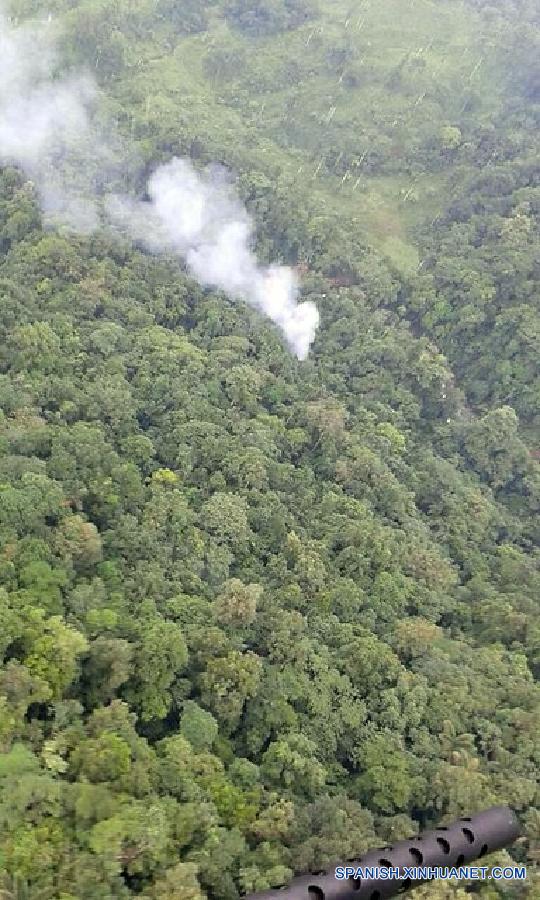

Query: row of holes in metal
305;820;489;900
308;845;489;899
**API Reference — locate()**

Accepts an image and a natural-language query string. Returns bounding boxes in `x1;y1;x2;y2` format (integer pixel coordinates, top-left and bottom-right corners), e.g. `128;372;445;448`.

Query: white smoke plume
0;8;319;359
107;160;320;359
0;10;126;231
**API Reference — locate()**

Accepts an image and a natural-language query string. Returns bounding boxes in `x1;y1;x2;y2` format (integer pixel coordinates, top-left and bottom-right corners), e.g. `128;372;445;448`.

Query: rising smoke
0;7;319;359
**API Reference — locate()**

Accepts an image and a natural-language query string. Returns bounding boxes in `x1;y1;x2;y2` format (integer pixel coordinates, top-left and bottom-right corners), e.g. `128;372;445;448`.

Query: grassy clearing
105;0;510;274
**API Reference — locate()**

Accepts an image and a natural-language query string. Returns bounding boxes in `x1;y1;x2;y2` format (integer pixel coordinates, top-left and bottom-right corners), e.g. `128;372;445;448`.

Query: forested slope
0;1;539;899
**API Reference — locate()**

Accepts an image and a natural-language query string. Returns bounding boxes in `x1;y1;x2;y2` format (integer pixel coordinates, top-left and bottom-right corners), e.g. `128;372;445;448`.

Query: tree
198;651;263;732
261;733;327;798
353;733;414;814
55;514;103;570
224;0;318;36
88;800;173;878
180;701;219;752
199;493;251;548
81;637;134;707
124;617;188;722
459;407;531;490
142;861;205;900
439;126;462;151
214;578;262;626
24;616;88;701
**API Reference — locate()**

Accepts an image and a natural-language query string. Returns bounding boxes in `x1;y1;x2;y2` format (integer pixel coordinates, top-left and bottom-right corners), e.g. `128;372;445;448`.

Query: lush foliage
0;0;539;898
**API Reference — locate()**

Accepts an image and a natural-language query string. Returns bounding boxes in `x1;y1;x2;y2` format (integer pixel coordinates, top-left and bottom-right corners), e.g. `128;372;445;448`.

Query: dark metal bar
245;806;521;900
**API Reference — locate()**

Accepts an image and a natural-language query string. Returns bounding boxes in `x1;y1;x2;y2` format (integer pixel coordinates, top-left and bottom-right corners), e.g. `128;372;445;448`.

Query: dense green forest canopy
0;0;539;898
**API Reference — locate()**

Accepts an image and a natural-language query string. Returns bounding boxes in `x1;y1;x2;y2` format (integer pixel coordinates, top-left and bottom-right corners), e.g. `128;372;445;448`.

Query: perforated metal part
244;806;521;900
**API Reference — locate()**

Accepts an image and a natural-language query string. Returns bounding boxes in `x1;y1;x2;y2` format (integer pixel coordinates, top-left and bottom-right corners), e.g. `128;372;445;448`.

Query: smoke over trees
0;6;319;358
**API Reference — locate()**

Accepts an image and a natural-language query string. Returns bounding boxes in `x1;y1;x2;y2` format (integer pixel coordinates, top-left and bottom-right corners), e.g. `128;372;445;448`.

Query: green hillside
0;1;539;898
